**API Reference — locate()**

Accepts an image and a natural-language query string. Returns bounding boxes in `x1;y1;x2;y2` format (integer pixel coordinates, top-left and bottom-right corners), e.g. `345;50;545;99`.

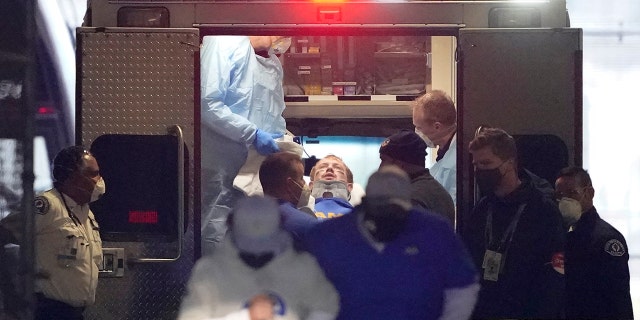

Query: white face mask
291;180;315;216
415;128;436;148
90;178;106;203
271;37;292;55
311;180;350;200
296;184;312;208
558;197;582;226
298;195;316;217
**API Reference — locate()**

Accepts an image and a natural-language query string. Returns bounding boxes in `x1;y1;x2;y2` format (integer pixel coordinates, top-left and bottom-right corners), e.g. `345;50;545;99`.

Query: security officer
1;146;105;320
556;166;633;319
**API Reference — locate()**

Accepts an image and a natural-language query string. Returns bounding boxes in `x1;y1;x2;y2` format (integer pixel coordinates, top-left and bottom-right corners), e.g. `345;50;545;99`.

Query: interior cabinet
282;35;431;98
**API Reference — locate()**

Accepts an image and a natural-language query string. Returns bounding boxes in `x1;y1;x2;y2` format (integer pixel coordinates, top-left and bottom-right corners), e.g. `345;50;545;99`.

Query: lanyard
57;188;82;227
484;203;527;253
55;189;97;240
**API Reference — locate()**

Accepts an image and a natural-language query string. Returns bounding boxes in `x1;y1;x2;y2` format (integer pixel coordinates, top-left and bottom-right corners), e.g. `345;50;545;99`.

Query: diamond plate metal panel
77;28;199;320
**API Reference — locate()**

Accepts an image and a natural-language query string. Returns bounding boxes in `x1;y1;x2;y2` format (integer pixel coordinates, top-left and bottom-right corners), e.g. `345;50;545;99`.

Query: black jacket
462;174;566;319
566;207;634;319
409;168;455;225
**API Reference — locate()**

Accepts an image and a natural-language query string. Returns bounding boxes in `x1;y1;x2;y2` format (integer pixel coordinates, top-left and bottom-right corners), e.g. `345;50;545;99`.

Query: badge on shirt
482;250;503;281
551;252;565;275
34;196;50;215
604;239;626;257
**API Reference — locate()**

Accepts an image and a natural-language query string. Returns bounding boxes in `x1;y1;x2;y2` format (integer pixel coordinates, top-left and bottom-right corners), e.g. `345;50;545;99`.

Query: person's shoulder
34;189;62;215
408;209;453;233
278;200;297;214
521;179;558;210
201;36;251;57
202;35;248;46
592;213;628;244
304;213;353;244
289;247;322;265
592;217;629;259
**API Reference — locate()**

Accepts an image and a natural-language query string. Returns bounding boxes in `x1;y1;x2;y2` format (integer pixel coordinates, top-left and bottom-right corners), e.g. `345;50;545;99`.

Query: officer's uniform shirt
32;189;103;307
565;206;634;319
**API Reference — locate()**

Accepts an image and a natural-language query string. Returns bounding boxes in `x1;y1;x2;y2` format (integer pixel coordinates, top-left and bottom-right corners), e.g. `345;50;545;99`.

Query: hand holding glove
253;129;283;155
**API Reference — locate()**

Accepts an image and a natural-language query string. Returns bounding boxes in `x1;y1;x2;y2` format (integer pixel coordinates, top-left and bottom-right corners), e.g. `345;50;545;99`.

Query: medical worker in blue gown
200;35;291;255
412;90;457;204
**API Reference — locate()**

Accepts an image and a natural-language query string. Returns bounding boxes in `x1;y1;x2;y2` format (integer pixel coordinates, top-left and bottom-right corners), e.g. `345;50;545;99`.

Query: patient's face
312;157;349;184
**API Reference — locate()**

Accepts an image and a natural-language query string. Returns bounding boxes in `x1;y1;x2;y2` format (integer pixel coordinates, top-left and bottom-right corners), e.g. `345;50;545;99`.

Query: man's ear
308;181;314;189
585;185;595;200
347;183;353;192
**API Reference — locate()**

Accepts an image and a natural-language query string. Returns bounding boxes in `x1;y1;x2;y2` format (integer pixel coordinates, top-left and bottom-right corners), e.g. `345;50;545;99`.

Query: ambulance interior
264;33;458;187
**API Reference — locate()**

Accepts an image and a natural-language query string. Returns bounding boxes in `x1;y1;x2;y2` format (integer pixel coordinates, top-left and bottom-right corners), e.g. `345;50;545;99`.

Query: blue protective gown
200;36;286;255
430;133;456;203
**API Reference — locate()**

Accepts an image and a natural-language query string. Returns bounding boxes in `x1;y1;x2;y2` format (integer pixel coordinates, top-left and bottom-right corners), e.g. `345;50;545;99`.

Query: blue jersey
314;197;353;220
305;208;477;320
278;200;319;242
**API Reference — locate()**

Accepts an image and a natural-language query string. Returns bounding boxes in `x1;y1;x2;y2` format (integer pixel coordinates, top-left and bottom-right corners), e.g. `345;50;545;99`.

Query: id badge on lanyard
482;203;526;281
482;250;503;281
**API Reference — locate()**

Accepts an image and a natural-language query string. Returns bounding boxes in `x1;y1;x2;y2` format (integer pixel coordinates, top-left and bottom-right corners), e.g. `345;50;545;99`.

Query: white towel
233;133;303;197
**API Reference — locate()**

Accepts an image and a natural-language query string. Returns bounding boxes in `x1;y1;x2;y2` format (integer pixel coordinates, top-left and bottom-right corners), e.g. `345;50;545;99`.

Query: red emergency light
128;210;159;224
37;106;56;114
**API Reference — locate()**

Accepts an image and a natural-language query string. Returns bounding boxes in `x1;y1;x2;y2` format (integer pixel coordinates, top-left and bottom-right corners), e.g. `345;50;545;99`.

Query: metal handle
130;125;184;263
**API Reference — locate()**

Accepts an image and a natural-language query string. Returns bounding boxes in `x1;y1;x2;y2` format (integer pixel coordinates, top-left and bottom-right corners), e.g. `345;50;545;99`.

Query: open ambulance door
457;28;583;231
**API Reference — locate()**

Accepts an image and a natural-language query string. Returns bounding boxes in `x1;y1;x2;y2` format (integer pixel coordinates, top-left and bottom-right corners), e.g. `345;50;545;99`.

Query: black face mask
475;167;503;195
362;201;409;242
239;252;274;269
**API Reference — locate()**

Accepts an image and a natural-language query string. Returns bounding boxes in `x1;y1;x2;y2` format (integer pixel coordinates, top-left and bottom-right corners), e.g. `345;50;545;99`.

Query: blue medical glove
253;129;283;155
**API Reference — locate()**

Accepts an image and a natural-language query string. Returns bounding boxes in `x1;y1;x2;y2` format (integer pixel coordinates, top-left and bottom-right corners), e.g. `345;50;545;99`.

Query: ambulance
38;0;583;318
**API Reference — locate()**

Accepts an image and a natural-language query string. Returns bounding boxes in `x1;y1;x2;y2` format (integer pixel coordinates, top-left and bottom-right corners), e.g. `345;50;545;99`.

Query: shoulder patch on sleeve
604;239;626;257
34;196;50;215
